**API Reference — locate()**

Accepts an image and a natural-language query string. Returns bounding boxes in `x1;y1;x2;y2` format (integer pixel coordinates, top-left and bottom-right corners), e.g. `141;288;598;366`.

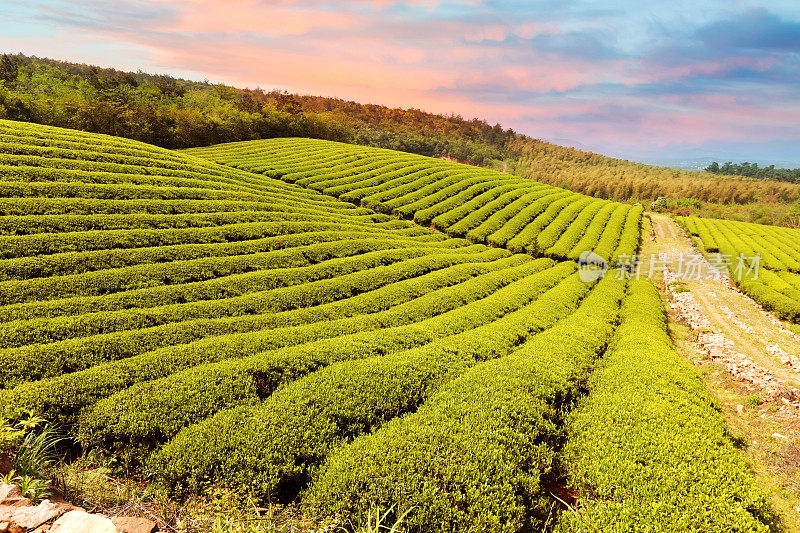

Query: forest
705;161;800;183
0;54;513;165
2;53;800;227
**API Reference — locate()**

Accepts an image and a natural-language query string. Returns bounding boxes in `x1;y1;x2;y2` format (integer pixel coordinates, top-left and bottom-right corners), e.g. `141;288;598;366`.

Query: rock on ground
0;482;157;533
110;517;157;533
50;511;117;533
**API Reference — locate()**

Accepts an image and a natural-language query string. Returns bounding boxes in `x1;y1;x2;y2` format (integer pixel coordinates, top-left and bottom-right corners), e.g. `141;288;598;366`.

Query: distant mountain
641;157;721;171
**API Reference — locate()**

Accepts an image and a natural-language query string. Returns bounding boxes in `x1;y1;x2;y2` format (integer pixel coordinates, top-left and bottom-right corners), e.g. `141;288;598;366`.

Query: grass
54;456;325;532
0;470;51;502
54;457;414;533
1;405;64;502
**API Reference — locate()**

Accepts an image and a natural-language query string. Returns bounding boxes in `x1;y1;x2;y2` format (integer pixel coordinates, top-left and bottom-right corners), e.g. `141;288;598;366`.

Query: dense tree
0;54;513;164
0;54;18;83
2;53;799;226
705;161;800;183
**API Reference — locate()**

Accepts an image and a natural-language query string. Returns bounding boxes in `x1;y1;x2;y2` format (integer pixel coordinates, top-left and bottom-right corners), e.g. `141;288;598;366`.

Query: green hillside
183;138;643;262
0;119;774;531
3;54;799;228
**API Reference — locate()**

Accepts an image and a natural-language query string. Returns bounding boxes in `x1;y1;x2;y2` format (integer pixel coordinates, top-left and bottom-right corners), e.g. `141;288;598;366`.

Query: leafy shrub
559;280;775;531
307;274;626;532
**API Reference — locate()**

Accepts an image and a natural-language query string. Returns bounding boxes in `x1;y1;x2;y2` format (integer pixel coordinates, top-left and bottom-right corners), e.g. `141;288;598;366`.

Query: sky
1;0;799;165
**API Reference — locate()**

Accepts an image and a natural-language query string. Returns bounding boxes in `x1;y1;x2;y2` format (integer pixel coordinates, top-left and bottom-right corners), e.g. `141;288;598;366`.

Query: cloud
696;8;800;52
2;0;800;161
32;0;178;32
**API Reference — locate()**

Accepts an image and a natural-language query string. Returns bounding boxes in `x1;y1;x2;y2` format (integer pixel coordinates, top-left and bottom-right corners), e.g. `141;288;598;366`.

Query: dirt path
644;213;800;528
645;213;800;400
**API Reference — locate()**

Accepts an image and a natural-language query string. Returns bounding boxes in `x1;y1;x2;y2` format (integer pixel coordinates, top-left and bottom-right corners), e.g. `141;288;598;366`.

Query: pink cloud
635;54;781;85
170;2;363;35
3;0;799;159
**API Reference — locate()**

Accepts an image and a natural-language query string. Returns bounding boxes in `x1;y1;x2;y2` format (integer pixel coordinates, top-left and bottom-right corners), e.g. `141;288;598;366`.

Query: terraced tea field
185;138;642;262
678;216;800;323
0;119;777;531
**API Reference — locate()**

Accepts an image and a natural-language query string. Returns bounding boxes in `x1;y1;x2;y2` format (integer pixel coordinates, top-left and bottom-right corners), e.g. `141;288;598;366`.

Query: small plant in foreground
1;406;43;454
341;505;414;533
1;470;51;502
11;421;65;479
1;405;65;503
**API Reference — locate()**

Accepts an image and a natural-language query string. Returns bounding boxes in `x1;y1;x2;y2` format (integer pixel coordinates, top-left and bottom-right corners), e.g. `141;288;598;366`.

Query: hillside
509;137;800;204
183;138;642;262
0;118;778;531
2;54;799;228
0;54;512;164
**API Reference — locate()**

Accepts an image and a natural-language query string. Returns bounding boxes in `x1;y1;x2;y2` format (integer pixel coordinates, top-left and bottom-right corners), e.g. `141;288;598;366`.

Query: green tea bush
559;280;775;531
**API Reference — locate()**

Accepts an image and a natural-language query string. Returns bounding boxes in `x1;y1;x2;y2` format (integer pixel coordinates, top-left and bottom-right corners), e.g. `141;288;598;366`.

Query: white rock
50;511;116;533
0;499;65;529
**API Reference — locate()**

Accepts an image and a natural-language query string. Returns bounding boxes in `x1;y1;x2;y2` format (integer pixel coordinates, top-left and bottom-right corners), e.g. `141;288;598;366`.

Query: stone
111;516;158;533
0;521;9;533
0;499;31;509
736;404;744;414
0;500;67;530
50;511;117;533
0;483;28;508
0;456;11;476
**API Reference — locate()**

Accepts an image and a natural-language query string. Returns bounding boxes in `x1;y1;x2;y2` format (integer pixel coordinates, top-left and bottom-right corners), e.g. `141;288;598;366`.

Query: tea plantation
0;120;774;531
678;216;800;323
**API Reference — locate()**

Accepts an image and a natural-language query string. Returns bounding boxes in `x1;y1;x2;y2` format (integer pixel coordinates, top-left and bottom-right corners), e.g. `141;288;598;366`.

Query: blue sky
1;0;799;164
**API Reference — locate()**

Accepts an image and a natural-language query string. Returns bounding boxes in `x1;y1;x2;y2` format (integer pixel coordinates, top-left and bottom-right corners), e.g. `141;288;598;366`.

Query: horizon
1;0;799;165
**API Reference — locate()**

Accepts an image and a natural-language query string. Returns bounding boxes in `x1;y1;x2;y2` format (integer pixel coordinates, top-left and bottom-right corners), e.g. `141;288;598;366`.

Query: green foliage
1;406;44;454
651;195;668;211
559;280;775;532
78;256;545;462
0;55;19;84
746;395;762;408
346;505;414;533
307;274;626;532
706;161;800;183
672;197;703;209
1;406;61;503
1;470;51;503
187;137;642;264
676;215;800;322
148;267;587;500
0;118;772;531
0;54;512;165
